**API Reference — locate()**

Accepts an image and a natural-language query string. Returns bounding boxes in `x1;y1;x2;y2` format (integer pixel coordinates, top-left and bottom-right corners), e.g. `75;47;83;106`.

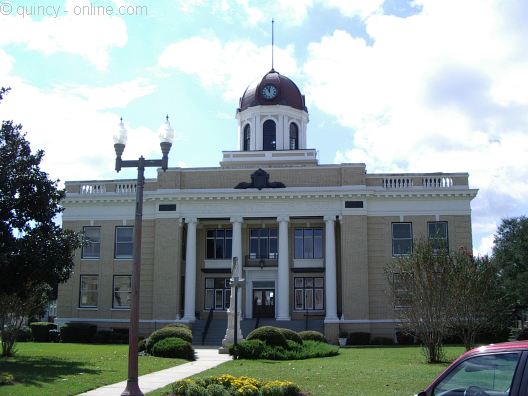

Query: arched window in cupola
289;123;299;150
263;119;276;151
243;124;251;151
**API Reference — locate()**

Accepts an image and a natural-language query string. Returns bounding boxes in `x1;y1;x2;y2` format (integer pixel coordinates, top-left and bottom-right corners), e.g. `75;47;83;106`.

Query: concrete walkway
79;348;232;396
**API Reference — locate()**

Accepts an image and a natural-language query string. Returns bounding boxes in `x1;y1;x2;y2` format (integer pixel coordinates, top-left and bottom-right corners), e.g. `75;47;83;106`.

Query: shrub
147;327;192;353
0;372;15;386
230;339;338;360
261;380;301;396
60;322;97;343
278;328;303;344
476;325;511;344
16;326;32;342
517;327;528;341
298;330;327;343
112;328;129;344
370;336;394;345
338;330;348;338
348;332;370;345
150;337;194;360
30;322;57;342
49;329;61;342
246;326;288;348
138;338;147;352
93;328;129;344
205;383;230;396
396;331;415;345
163;323;191;330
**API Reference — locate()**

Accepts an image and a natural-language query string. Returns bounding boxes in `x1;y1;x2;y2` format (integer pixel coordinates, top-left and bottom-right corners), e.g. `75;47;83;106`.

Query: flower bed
169;375;303;396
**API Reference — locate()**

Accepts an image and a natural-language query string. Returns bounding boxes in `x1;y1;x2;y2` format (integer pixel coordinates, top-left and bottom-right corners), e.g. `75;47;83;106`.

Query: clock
261;84;278;100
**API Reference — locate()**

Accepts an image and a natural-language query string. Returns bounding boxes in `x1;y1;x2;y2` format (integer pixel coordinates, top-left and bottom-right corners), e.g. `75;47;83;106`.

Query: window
79;275;98;308
294;228;323;259
263;120;276;151
243;124;250;151
82;226;101;259
392;273;411;308
392;223;412;256
289;123;299;150
433;352;521;396
428;221;448;252
115;226;133;259
206;229;232;259
294;277;324;310
249;228;278;259
113;275;131;309
204;278;231;310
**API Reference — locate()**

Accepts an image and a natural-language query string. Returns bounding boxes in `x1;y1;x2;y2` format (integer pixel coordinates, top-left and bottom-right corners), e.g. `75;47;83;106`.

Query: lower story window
294;277;324;310
204;278;231;311
113;275;132;309
79;275;98;308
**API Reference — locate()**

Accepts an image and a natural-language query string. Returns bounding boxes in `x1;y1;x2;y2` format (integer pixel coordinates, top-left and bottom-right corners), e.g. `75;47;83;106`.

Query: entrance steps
191;318;324;346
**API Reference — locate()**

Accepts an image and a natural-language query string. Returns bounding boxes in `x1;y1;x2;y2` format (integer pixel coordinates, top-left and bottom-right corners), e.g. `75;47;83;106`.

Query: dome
238;69;307;112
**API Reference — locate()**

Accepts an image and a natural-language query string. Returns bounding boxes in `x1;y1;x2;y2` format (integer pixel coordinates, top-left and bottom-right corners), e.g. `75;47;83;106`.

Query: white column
182;218;197;322
221;217;244;351
277;216;290;320
324;215;339;322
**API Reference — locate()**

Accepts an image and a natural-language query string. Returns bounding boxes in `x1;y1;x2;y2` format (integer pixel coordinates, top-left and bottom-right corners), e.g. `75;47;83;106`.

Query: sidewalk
79;348;232;396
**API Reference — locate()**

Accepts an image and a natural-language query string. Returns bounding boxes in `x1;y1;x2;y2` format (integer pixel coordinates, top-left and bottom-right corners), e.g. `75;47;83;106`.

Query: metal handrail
201;307;214;345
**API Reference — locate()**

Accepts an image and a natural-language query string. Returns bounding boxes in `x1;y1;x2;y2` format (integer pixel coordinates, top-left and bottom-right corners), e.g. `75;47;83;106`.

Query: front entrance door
253;289;275;318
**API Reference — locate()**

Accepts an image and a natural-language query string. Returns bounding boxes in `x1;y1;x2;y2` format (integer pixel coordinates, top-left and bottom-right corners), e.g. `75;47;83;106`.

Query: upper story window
289;123;299;150
82;226;101;259
428;221;448;252
206;229;232;259
249;228;278;259
79;275;98;308
294;228;323;259
115;226;133;259
392;223;413;256
243;124;250;151
262;120;276;151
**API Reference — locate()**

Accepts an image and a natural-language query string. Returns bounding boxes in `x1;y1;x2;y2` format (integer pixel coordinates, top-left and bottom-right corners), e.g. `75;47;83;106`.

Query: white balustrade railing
80;184;106;194
382;177;413;189
422;177;453;188
116;183;137;194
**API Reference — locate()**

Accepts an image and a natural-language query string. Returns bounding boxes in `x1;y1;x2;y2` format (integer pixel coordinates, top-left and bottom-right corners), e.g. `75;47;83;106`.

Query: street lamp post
113;116;174;396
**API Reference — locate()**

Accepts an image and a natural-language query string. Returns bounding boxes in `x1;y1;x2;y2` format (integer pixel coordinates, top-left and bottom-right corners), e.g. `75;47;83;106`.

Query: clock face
261;84;278;100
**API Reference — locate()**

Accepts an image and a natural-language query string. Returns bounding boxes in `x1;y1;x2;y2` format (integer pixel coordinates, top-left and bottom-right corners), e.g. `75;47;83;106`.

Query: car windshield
433;352;521;396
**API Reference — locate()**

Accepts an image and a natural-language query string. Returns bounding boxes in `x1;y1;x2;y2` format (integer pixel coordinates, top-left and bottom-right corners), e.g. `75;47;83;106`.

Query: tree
492;216;528;310
447;251;507;351
0;87;81;356
386;239;452;363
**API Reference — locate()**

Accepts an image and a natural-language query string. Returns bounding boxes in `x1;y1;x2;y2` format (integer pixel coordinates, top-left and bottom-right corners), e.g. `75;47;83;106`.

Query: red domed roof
238;69;307;112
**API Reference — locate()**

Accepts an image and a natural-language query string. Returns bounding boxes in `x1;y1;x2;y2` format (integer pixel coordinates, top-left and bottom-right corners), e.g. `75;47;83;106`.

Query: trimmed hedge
49;329;61;342
231;339;339;360
60;322;97;343
517;328;528;341
16;326;33;342
94;328;129;344
246;326;288;348
30;322;57;342
370;336;394;345
396;331;415;345
278;328;303;344
298;330;327;343
146;327;192;353
151;337;195;360
163;323;191;331
348;332;370;345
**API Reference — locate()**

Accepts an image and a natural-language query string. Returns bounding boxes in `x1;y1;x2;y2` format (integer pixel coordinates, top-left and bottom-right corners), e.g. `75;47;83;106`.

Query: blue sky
1;0;527;256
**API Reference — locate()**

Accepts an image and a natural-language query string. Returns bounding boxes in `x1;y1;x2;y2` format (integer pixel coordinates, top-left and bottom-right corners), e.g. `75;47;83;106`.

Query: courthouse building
57;69;478;341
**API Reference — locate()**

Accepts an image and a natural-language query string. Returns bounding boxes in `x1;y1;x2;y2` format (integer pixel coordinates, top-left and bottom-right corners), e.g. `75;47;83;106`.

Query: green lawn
0;342;186;396
147;346;466;396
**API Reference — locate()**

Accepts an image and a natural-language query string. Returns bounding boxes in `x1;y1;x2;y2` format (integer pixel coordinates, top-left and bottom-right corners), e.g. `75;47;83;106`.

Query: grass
0;342;187;396
147;345;466;396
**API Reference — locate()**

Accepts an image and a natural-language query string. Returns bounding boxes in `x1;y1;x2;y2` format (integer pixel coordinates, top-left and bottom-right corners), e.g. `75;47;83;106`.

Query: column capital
324;215;337;222
277;215;289;223
185;217;197;224
230;216;243;224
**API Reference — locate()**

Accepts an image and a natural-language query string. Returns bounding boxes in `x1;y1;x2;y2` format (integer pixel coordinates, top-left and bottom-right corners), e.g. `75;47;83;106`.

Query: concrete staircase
191;318;324;346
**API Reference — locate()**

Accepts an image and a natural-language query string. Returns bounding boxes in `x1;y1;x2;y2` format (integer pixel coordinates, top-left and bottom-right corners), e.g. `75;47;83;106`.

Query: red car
416;341;528;396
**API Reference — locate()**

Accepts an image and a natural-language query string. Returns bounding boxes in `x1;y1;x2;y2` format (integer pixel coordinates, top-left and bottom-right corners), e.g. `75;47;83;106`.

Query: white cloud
0;0;127;70
305;0;528;254
159;36;298;100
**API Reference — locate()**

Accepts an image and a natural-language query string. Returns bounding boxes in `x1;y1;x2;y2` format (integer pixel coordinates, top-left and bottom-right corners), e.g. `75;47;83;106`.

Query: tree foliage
492;216;528;308
386;239;506;362
0;87;81;356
